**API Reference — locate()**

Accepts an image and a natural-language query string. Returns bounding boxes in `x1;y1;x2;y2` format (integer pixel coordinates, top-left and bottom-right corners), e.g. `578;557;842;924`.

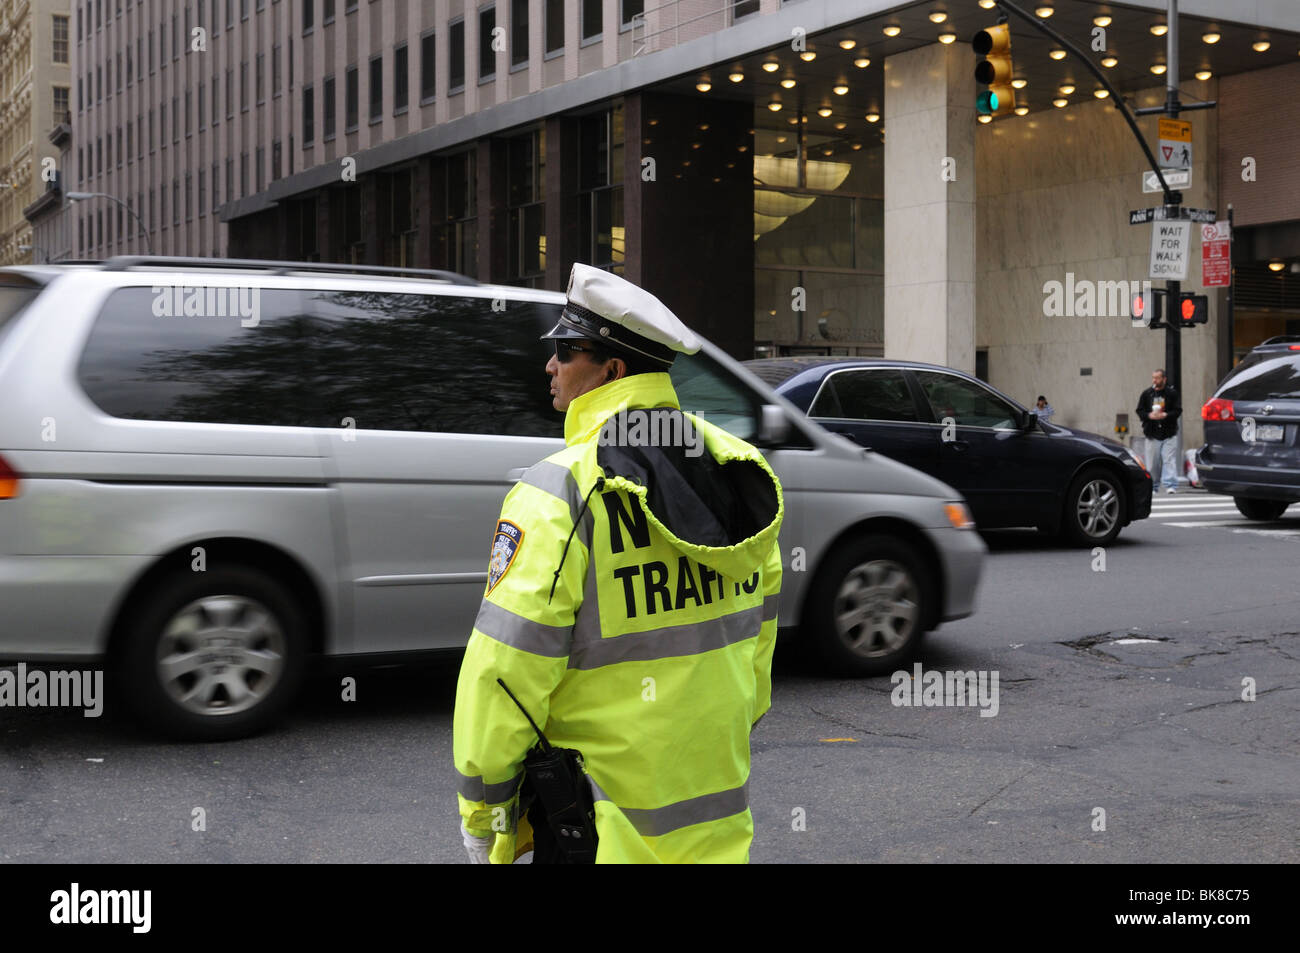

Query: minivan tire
1234;497;1290;521
804;535;933;676
117;566;306;741
1061;467;1125;547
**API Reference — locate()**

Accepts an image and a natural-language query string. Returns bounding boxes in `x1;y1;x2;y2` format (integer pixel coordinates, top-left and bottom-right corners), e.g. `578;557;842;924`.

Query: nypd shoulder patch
487;519;524;595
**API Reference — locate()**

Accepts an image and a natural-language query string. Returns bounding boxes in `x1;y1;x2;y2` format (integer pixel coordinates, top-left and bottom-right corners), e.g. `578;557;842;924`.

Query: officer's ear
606;358;628;382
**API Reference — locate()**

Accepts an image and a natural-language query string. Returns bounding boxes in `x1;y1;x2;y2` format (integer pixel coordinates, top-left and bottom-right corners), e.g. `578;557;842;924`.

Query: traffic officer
453;263;784;864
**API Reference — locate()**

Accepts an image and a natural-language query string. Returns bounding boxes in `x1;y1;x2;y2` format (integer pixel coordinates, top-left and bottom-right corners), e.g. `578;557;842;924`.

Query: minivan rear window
1217;353;1300;401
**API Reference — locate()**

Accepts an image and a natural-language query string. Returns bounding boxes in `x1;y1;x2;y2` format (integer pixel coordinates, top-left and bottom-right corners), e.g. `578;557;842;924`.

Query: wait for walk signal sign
973;23;1016;118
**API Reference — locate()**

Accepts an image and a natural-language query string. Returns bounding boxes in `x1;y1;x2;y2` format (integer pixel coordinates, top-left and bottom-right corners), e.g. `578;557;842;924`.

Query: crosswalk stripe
1163;519;1246;527
1151;510;1242;519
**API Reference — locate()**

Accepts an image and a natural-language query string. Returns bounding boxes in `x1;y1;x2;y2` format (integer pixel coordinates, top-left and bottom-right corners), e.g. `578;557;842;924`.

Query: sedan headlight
1122;446;1148;472
944;502;975;529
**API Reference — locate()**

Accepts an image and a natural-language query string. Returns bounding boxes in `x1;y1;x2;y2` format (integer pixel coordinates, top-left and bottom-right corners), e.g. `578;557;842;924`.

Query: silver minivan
0;258;984;739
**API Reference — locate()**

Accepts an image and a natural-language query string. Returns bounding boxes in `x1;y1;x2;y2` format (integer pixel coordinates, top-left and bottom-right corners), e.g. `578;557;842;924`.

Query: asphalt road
2;490;1298;864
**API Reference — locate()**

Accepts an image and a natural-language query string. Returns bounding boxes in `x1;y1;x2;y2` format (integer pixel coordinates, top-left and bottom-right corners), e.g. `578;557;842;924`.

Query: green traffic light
977;90;999;114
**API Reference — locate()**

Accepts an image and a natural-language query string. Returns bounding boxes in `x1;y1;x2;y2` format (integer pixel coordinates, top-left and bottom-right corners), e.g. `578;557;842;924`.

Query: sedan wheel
1063;468;1125;546
1234;497;1290;521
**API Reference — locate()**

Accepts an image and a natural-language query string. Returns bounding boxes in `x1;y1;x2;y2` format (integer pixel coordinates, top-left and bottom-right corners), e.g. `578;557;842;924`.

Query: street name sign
1150;220;1191;280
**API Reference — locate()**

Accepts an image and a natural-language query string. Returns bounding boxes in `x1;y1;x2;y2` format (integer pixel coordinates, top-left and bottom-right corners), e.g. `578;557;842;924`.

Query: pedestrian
1033;395;1055;425
1136;368;1182;493
453;263;785;864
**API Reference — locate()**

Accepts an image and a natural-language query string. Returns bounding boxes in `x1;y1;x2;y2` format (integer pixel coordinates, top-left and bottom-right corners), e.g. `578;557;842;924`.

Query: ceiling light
865;112;880;123
1202;31;1220;44
839;39;857;50
978;114;993;124
834;121;847;129
1011;77;1028;89
1253;40;1271;52
1053;97;1068;107
1093;88;1109;98
1101;56;1118;67
1150;63;1166;74
787;117;798;125
823;147;833;156
833;84;849;95
800;51;817;61
854;56;871;68
728;71;744;83
691;142;701;149
776;135;787;143
939;33;956;44
1035;6;1054;17
780;78;796;88
648;118;658;125
1014;105;1029;115
1050;49;1067;60
817;107;833;117
768;101;782;111
1059;84;1075;94
851;143;862;150
1268;260;1285;272
883;25;901;37
696;81;712;92
1195;69;1212;80
762;61;779;72
801;116;808;123
928;11;948;24
979;0;996;7
1093;16;1112;27
1151;24;1168;36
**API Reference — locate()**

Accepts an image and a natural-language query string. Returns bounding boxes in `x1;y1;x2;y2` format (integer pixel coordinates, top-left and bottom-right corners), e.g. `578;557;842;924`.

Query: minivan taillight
1202;397;1235;422
0;454;20;499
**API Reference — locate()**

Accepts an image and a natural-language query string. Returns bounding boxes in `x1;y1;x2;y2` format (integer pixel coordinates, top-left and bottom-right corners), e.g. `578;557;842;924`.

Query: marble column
883;43;976;372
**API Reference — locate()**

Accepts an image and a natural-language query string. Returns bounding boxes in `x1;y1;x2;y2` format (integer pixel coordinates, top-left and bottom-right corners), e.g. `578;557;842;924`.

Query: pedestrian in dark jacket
1136;368;1182;493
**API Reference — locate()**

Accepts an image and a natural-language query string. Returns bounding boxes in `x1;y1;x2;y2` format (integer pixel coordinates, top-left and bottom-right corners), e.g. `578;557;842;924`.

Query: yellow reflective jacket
453;371;784;863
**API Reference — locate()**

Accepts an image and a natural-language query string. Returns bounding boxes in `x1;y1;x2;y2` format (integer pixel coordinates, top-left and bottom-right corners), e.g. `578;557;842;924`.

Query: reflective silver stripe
457;768;523;804
588;778;750;838
568;605;763;670
762;594;779;622
520;461;593;549
475;600;572;658
571;550;603;645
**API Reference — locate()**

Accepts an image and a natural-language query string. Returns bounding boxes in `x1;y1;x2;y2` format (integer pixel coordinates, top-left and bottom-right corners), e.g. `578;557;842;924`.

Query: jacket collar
564;372;680;446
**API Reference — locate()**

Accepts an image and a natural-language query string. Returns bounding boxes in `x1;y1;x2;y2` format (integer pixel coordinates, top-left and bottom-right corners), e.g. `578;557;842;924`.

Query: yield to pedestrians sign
1150;220;1191;280
1157;118;1192;171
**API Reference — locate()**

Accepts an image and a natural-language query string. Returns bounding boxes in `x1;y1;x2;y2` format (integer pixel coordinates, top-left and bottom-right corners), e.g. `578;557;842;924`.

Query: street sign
1184;207;1216;224
1130;205;1215;225
1130;208;1155;225
1150;220;1191;280
1157;118;1192;171
1142;169;1191;192
1202;220;1231;287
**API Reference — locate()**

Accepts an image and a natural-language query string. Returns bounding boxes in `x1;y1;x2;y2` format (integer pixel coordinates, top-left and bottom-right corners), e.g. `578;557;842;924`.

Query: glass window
507;130;545;286
511;0;528;66
303;292;563;436
432;151;477;278
77;288;318;427
393;44;408;111
810;369;918;422
544;0;563;53
479;5;496;81
303;85;315;143
449;18;465;90
345;65;358;130
1218;355;1300;401
53;14;70;63
621;1;643;25
323;76;336;138
581;0;601;40
914;370;1019;430
303;0;313;31
420;32;436;101
369;56;382;120
669;351;760;442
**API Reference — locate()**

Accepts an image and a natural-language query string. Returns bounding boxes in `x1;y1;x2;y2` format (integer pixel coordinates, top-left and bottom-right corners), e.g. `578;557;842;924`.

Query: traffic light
972;23;1016;118
1131;287;1165;328
1178;293;1209;326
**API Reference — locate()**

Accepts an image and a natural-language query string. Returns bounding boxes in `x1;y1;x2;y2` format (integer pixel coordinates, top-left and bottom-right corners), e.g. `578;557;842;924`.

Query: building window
621;0;643;24
733;0;759;17
256;146;264;192
582;0;602;41
173;180;180;225
241;60;249;111
256;53;265;104
198;170;206;217
198;83;205;130
420;31;435;102
432;151;477;278
383;168;417;266
578;106;625;272
53;86;70;118
369;55;382;121
345;66;359;131
226;68;233;118
127;45;133;84
173;96;180;142
185;173;192;221
53;15;70;63
272;44;281;97
324;0;334;22
212;73;220;124
212;162;220;210
449;18;465;91
272;140;281;181
545;0;563;52
240;152;248;197
303;0;313;31
479;5;496;82
77;6;83;43
226;158;233;204
323;76;336;138
303;85;315;144
393;44;408;112
511;0;528;67
507;129;546;287
126;121;132;160
185;90;192;137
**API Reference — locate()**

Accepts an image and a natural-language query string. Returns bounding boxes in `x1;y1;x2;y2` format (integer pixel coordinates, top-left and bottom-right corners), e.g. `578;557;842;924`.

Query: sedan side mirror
758;404;792;446
1021;411;1040;431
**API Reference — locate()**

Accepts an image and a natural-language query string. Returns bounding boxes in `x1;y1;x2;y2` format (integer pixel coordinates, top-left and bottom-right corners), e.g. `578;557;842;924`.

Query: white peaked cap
549;263;702;366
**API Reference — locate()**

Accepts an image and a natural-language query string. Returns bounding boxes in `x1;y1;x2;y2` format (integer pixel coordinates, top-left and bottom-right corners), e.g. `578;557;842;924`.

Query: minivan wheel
1062;468;1125;547
1234;497;1290;521
804;535;934;676
117;566;306;741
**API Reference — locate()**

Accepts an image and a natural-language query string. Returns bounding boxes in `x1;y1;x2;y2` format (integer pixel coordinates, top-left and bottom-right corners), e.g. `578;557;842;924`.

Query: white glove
461;821;492;864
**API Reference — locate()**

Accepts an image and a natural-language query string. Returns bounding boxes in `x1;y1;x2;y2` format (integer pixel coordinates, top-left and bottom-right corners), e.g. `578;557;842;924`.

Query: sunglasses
554;340;601;362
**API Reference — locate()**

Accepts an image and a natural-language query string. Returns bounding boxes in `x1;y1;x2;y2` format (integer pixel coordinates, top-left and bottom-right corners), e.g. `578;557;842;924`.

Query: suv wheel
117;566;306;740
1234;497;1290;521
804;535;934;676
1062;468;1125;546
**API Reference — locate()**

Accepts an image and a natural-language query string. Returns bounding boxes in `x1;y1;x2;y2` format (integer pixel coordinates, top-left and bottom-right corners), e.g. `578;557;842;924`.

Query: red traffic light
1132;295;1144;317
1181;298;1195;320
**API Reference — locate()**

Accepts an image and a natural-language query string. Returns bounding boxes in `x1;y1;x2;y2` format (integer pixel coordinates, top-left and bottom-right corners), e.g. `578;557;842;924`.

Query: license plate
1256;424;1284;442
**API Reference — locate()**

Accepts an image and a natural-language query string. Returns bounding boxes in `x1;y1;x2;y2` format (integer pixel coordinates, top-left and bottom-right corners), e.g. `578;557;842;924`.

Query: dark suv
1196;336;1300;519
